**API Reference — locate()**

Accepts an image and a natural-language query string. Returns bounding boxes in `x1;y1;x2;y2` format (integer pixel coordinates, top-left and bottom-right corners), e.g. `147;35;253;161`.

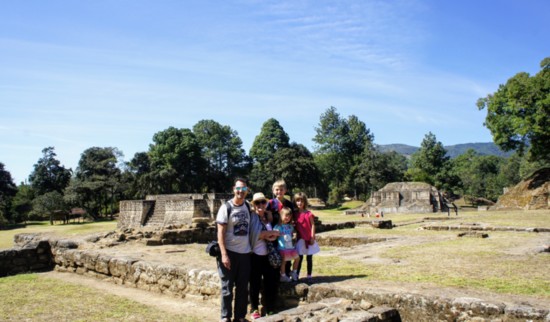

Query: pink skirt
279;249;299;261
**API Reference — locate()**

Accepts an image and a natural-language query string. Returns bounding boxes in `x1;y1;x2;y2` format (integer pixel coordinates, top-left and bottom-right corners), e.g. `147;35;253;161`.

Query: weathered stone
95;254;112;275
366;182;447;214
108;257;138;279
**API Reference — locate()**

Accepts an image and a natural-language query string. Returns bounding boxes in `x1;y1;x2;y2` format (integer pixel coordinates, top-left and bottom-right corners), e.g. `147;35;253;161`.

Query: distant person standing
216;177;252;322
294;192;320;282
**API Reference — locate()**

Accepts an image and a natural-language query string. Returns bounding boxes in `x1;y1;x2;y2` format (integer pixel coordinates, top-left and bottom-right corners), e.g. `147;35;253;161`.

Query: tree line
1;57;548;226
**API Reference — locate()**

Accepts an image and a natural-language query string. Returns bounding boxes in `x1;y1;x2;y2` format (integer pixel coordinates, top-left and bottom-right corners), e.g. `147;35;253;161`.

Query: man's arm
217;223;230;270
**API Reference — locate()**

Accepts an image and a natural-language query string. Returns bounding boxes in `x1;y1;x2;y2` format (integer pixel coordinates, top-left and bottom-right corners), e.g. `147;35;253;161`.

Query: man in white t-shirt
216;177;251;322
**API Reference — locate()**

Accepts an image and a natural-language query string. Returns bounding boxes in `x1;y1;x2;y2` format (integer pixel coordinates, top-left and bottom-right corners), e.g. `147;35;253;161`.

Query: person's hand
222;254;231;270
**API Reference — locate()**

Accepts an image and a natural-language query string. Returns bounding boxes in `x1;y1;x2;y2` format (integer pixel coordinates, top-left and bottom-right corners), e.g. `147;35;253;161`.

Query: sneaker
280;274;291;282
307;275;313;283
251;310;261;320
290;270;298;281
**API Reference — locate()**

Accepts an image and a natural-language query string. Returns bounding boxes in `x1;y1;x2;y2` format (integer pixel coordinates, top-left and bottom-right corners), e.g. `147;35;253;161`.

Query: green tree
477;57;550;163
356;149;407;200
249;118;290;164
11;183;35;223
497;153;521;188
31;191;66;225
148;127;206;193
124;152;153;199
0;162;17;225
193;120;250;192
29;147;72;196
249;119;291;193
262;143;320;196
66;147;123;218
313;107;374;204
406;132;450;188
451;150;509;202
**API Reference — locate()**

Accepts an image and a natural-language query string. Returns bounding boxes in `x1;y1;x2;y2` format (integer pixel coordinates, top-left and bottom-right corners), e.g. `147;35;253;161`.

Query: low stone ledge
457;231;489;238
53;248;219;299
317;235;389;247
422;225;550;233
306;283;549;321
258;297;401;322
0;240;53;277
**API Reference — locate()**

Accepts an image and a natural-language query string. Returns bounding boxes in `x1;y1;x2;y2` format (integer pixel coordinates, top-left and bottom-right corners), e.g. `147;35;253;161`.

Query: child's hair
272;179;287;191
293;192;309;209
280;207;292;222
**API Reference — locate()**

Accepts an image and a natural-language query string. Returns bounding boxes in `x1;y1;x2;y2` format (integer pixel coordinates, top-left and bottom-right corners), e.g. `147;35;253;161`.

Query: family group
215;178;320;322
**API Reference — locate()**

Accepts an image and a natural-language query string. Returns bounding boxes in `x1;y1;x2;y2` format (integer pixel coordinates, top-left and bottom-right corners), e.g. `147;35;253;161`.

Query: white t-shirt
216;201;251;254
252;217;269;256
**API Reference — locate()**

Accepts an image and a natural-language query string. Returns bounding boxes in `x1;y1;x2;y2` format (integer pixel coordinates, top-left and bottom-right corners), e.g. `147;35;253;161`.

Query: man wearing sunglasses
216;177;252;322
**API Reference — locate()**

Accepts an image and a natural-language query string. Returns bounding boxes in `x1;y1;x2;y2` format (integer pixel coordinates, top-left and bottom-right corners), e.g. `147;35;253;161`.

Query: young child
267;179;295;226
274;207;300;282
294;192;320;282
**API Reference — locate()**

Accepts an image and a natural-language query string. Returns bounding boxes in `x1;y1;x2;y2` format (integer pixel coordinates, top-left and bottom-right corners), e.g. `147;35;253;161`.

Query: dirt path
40;271;220;321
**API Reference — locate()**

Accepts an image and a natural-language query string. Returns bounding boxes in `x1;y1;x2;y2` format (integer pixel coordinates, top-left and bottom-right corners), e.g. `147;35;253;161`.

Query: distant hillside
377;142;513;158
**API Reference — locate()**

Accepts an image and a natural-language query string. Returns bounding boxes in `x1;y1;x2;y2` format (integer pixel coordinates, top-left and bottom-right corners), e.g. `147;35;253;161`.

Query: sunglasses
253;200;267;205
235;186;248;192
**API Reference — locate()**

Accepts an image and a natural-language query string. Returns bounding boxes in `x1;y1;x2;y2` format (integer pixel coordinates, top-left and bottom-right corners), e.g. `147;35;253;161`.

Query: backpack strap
225;200;250;216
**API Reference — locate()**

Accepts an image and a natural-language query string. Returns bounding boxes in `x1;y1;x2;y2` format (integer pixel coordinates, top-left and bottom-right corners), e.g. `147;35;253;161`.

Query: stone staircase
144;200;165;227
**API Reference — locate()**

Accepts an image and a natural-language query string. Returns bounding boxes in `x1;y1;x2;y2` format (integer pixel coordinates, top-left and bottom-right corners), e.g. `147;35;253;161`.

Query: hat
252;192;267;203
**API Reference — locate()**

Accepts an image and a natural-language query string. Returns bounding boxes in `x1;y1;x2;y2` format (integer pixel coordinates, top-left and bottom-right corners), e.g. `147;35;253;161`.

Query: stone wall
0;240;53;277
117;200;155;229
53;247;220;298
119;193;233;230
305;284;549;322
367;182;444;214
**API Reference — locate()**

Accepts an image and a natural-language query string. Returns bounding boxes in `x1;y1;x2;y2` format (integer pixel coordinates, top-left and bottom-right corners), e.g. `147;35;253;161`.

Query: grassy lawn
0;220;118;250
315;209;550;298
0;274;200;322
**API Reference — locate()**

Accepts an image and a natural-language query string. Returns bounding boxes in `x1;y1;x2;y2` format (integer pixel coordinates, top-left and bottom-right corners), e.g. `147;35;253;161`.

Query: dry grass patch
0;273;200;322
0;220;117;250
316;210;550;298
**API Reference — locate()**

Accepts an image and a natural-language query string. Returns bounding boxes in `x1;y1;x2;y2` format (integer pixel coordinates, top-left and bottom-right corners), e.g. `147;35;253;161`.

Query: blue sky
1;0;548;184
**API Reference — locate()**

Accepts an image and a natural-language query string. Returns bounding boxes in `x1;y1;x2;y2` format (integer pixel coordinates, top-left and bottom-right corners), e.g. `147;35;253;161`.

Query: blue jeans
217;250;251;320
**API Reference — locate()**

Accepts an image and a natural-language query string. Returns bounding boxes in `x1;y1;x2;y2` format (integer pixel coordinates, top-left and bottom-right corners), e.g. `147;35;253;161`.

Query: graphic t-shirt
274;223;295;250
216;200;251;254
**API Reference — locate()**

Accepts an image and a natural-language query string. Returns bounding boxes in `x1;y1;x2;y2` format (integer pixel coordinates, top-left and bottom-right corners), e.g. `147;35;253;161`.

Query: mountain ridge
377;142;513;158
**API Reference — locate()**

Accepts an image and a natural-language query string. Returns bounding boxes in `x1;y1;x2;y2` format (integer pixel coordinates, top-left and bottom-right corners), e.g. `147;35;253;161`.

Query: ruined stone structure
118;193;233;230
495;167;550;210
366;182;445;214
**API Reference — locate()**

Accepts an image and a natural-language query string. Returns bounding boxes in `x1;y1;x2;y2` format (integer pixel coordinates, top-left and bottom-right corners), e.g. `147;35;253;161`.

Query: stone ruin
365;182;448;214
117;193;232;230
495;167;550;210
